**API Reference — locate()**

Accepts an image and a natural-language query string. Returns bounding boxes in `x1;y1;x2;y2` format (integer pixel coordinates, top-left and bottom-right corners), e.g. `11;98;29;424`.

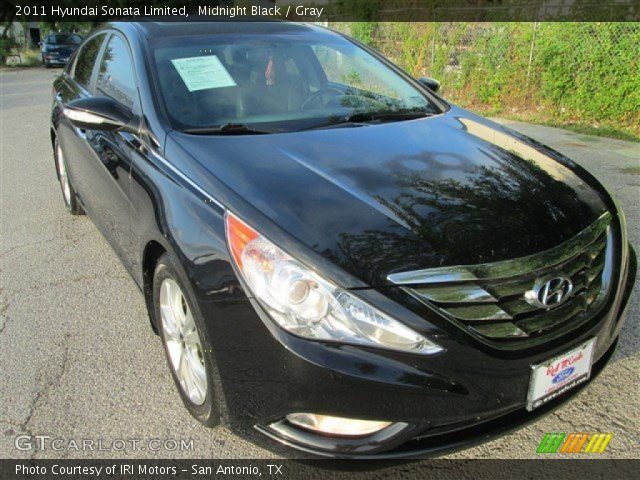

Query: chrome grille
388;212;613;343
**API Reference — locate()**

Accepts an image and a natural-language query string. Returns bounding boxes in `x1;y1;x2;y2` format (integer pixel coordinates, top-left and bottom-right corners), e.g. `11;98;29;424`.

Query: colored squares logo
537;433;613;454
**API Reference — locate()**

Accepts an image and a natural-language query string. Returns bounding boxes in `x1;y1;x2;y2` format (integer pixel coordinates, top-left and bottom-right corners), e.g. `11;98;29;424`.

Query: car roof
127;21;324;39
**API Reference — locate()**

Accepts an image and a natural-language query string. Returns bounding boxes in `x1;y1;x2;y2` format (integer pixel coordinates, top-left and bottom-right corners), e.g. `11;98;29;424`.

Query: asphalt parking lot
1;67;638;462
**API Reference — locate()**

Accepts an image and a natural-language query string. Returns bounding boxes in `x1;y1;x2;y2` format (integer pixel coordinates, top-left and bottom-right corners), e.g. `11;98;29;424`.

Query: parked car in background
40;33;82;68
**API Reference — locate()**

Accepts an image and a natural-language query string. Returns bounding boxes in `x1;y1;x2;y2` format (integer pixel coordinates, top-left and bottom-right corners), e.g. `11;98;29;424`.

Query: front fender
129;144;247;305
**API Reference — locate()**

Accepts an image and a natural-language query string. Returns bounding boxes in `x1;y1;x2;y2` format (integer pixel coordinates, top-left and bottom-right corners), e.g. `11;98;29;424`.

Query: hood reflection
335;118;606;284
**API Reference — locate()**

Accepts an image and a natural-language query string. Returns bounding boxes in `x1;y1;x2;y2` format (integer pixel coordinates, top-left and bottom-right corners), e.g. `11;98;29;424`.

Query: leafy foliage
333;22;640;137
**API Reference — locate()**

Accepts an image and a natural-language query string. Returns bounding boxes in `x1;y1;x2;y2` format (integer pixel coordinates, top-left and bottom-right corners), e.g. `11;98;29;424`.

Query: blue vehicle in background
40;33;82;68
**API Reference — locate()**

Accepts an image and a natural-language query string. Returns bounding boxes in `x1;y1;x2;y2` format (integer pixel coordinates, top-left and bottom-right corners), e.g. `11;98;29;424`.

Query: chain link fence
331;22;640;137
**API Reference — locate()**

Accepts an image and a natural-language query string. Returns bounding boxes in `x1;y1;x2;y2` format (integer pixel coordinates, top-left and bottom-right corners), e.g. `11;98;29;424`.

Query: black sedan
50;22;636;458
40;32;82;68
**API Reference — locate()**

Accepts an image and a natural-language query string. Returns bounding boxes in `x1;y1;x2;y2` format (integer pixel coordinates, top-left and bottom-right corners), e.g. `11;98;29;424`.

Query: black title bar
3;0;640;22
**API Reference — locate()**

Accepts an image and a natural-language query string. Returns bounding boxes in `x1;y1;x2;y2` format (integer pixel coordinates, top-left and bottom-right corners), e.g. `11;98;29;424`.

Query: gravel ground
1;68;638;463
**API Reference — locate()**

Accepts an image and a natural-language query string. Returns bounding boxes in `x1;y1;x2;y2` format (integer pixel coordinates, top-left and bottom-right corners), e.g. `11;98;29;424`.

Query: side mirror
418;77;441;93
64;97;136;133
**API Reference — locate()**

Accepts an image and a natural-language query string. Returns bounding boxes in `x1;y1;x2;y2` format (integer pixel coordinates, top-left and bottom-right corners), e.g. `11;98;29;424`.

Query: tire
153;253;220;427
54;138;84;215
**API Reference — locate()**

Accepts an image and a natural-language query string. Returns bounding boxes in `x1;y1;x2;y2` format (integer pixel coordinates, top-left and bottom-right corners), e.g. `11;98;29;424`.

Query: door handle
119;131;143;151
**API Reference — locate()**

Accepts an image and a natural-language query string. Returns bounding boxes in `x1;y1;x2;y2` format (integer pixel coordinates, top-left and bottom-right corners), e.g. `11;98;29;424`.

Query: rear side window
72;34;105;90
96;35;137;110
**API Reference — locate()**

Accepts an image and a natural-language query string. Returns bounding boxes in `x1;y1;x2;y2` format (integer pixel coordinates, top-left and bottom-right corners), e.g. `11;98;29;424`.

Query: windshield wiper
181;123;270;135
346;110;433;123
300;109;433;132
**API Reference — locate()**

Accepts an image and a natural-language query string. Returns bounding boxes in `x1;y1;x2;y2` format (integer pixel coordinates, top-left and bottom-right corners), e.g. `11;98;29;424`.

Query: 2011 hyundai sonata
50;21;635;458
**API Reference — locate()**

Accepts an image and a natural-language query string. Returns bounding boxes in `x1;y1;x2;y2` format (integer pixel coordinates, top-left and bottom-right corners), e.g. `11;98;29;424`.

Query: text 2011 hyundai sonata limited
50;21;635;458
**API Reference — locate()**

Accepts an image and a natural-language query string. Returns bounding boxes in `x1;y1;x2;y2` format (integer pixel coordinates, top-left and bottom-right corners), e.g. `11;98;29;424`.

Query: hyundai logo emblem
525;274;574;309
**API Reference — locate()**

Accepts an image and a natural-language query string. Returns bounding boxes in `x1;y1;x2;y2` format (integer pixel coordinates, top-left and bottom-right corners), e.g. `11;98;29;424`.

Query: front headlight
226;212;442;355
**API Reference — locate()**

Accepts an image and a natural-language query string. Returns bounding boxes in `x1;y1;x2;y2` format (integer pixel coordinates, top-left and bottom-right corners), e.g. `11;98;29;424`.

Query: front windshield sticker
171;55;237;92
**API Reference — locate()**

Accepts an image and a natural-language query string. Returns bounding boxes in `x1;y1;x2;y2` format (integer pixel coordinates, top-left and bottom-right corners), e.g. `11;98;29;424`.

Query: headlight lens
226;212;442;355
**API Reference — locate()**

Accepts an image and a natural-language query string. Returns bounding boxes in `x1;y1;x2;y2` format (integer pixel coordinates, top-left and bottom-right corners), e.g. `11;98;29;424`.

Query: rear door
56;32;107;209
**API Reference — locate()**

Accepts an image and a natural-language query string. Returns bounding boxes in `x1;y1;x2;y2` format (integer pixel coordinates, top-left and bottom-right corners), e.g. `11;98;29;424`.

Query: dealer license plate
526;338;596;411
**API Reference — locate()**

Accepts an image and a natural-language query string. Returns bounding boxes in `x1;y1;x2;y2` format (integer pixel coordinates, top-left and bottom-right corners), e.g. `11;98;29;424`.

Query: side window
72;34;105;90
96;35;136;110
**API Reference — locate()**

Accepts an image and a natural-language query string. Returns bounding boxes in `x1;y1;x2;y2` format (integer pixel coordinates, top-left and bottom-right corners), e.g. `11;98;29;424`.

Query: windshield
151;30;442;133
46;34;82;45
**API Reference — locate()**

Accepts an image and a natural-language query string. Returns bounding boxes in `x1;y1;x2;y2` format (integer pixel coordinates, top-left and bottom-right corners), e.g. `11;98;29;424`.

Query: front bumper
257;337;619;458
198;245;635;458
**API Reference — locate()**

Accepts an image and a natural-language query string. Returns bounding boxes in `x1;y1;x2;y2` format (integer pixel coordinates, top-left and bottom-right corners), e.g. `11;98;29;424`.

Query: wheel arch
142;240;168;334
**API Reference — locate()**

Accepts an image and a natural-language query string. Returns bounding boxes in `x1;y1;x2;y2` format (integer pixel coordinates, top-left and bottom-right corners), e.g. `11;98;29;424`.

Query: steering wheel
301;87;345;110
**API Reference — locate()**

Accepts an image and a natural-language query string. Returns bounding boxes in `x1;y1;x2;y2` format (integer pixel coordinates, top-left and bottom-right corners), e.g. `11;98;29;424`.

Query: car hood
168;109;608;287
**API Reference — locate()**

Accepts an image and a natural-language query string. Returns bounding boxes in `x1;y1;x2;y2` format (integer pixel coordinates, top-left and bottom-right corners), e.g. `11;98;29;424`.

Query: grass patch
340;22;640;144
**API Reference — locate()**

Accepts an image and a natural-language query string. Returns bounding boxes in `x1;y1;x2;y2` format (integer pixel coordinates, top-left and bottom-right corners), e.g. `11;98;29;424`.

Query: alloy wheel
159;278;208;405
